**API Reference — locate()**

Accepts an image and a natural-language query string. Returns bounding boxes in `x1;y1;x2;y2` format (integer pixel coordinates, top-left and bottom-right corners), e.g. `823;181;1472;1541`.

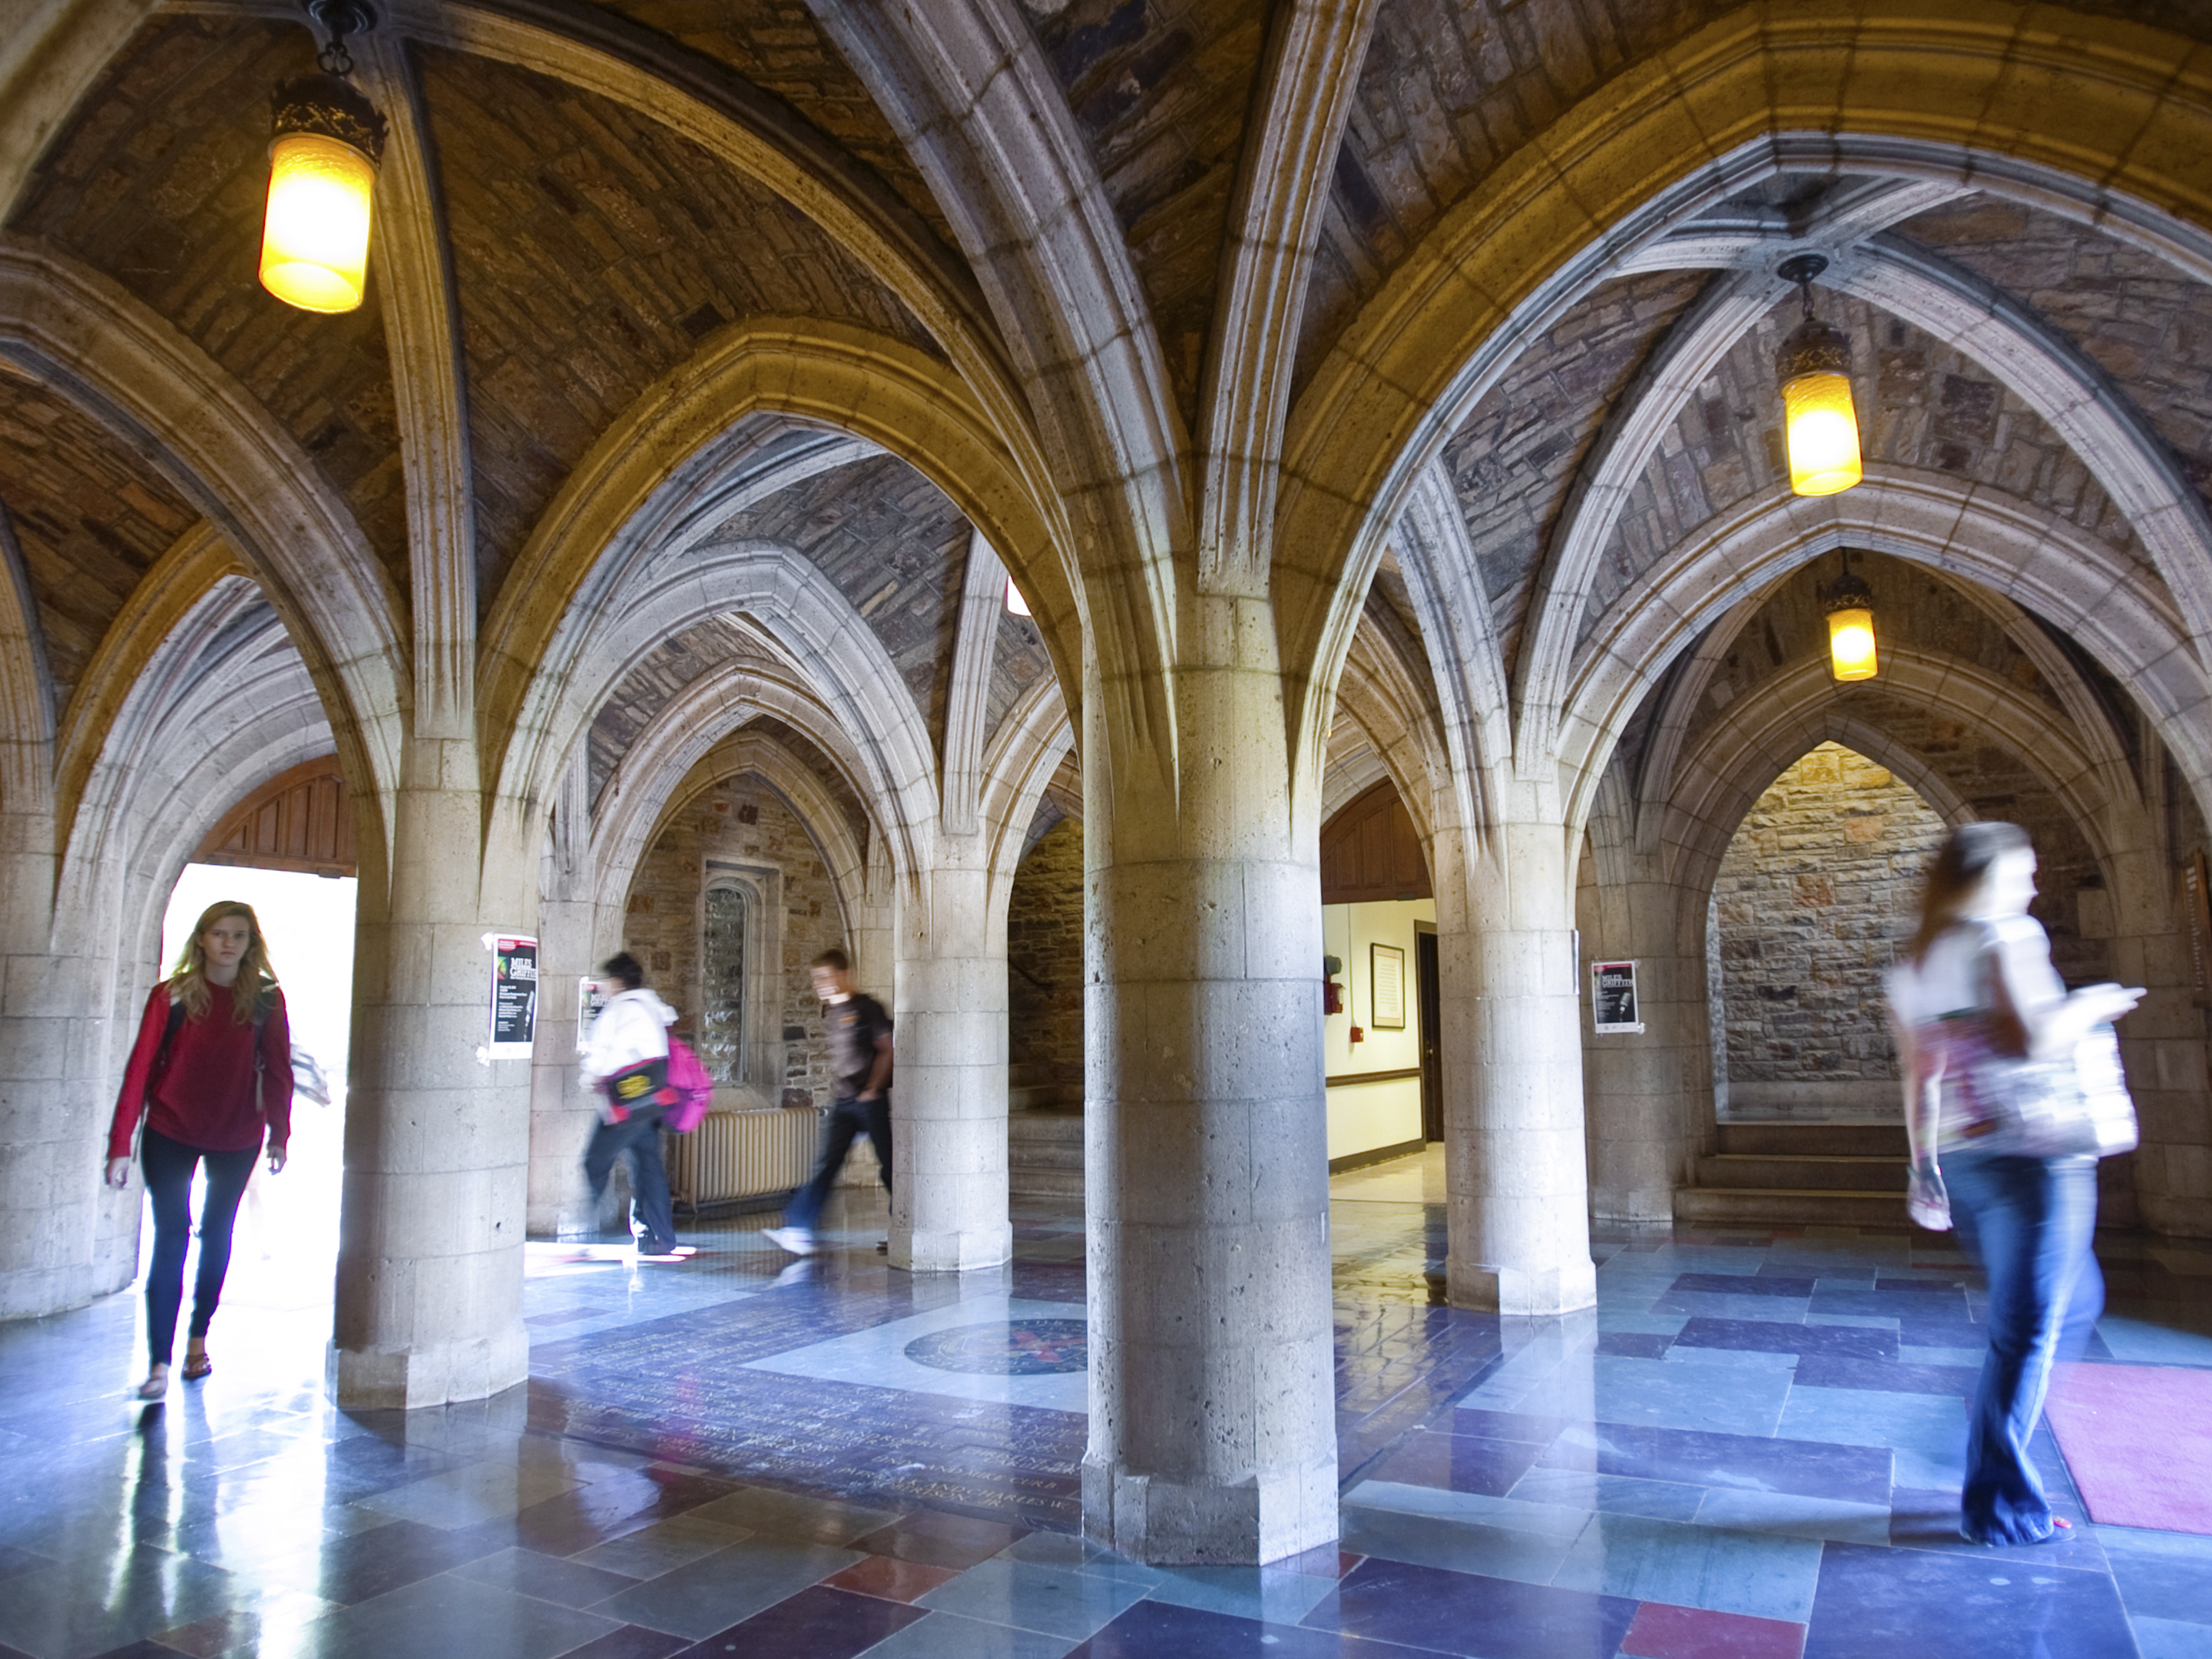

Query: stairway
1008;1061;1084;1201
1673;1121;1911;1227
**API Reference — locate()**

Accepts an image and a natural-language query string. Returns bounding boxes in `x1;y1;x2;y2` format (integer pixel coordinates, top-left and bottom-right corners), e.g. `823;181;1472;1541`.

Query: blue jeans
583;1106;676;1254
141;1128;260;1367
1943;1152;2103;1543
785;1094;892;1232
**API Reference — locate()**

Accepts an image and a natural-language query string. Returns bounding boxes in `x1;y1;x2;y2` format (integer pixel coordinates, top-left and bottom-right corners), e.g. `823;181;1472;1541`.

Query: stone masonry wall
621;774;846;1108
1007;816;1084;1094
1715;744;1947;1095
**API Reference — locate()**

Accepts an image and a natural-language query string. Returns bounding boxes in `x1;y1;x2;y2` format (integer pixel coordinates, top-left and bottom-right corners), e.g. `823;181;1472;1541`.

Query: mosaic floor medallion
904;1318;1089;1376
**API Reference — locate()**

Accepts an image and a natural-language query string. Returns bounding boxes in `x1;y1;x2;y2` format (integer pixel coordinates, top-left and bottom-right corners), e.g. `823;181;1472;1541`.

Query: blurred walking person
581;952;686;1260
765;949;892;1256
1886;823;2141;1545
105;902;292;1400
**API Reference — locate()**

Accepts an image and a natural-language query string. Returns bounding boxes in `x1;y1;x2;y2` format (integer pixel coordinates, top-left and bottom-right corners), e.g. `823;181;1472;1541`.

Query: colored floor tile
865;1608;1082;1657
1621;1601;1807;1659
1307;1555;1637;1657
1;1168;2208;1659
1802;1541;2137;1659
280;1568;621;1659
677;1583;926;1658
1540;1422;1893;1505
1551;1509;1823;1622
917;1558;1151;1641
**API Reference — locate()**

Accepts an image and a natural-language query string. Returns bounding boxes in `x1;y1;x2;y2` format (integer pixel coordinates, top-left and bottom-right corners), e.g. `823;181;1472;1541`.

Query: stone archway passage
1710;743;1945;1123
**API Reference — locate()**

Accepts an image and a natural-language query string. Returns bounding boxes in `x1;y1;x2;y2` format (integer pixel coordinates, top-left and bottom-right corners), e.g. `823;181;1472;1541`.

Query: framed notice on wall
484;934;538;1060
1370;942;1406;1030
1592;960;1644;1034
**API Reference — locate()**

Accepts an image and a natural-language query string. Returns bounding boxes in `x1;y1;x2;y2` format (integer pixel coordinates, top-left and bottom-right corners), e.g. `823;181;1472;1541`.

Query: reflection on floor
2;1148;2210;1657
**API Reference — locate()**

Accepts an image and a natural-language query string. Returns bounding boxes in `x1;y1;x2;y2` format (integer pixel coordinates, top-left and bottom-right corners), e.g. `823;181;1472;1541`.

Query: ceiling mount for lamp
260;0;386;314
1775;253;1863;498
1823;548;1878;682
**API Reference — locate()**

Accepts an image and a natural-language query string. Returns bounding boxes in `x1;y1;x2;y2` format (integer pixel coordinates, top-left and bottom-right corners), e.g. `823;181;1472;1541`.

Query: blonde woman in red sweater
105;902;293;1399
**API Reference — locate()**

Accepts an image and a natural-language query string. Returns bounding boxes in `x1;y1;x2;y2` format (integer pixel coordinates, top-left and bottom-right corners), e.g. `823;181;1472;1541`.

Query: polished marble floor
2;1147;2210;1657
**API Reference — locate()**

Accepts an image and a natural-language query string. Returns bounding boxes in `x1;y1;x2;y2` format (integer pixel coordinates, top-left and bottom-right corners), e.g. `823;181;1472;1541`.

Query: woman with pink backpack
580;952;693;1260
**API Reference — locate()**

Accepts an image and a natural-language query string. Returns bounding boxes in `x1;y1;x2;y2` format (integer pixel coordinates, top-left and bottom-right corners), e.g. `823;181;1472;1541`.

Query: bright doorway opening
151;864;356;1310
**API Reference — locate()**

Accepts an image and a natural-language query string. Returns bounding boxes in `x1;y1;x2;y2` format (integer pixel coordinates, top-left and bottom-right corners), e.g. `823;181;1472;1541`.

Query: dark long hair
1904;822;2032;964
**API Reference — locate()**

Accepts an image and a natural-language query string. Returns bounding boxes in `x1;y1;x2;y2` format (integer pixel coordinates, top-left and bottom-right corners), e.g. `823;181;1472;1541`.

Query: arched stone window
699;861;784;1097
700;883;749;1084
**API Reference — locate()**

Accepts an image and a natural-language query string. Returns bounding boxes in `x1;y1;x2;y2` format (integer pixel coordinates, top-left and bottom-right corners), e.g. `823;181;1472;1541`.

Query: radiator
667;1108;817;1210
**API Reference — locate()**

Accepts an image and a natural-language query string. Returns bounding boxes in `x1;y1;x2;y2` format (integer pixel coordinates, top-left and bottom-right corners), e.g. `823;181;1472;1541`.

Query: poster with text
1592;960;1644;1033
487;935;538;1060
578;976;606;1052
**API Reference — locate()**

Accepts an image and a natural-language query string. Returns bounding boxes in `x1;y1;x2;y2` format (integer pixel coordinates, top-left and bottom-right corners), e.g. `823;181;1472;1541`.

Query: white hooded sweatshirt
581;987;678;1082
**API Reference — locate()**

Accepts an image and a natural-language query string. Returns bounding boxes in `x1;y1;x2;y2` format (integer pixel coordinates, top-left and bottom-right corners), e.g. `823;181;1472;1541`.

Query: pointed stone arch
1277;15;2212;786
1558;472;2212;839
0;238;407;831
481;318;1076;823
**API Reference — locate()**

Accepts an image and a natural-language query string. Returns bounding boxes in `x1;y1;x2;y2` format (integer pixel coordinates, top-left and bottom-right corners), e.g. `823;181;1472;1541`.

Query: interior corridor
3;1152;2207;1659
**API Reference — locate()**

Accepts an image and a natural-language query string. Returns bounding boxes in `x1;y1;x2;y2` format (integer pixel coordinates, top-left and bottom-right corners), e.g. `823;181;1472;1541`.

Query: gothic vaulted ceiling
8;0;2212;886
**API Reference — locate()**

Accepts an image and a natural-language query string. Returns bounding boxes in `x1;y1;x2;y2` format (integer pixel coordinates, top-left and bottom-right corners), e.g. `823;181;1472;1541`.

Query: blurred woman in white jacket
581;952;684;1259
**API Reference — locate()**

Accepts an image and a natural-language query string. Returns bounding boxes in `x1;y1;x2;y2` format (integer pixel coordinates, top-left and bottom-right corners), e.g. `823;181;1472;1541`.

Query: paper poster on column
577;976;606;1053
485;934;538;1059
1592;960;1644;1034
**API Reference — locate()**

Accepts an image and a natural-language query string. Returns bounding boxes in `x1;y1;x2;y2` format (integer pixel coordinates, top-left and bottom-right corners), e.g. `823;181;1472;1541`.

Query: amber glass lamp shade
260;131;376;313
1783;368;1863;496
1827;604;1878;680
259;65;386;316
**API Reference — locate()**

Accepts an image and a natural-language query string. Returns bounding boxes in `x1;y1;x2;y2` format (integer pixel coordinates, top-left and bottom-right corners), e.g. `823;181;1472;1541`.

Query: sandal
181;1354;213;1381
134;1369;169;1400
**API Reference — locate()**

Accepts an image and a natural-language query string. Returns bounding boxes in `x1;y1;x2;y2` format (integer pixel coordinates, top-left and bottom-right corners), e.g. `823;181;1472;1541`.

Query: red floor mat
2046;1362;2212;1535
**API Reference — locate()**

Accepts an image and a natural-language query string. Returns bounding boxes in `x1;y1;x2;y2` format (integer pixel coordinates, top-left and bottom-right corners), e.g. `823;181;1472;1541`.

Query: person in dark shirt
765;949;892;1255
105;902;293;1399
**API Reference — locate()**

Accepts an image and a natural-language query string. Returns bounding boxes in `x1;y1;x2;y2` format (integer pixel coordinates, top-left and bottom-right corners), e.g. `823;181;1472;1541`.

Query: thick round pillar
526;886;598;1239
332;753;534;1408
891;853;1012;1271
1082;601;1338;1566
1443;810;1598;1315
1581;873;1703;1224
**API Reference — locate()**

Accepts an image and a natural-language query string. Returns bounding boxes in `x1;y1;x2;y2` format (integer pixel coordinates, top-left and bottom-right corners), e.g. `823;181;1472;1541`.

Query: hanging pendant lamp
259;1;386;314
1823;550;1878;682
1775;254;1863;497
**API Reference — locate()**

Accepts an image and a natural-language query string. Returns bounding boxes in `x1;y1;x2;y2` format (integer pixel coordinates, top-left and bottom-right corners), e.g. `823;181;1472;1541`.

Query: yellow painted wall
1321;898;1435;1163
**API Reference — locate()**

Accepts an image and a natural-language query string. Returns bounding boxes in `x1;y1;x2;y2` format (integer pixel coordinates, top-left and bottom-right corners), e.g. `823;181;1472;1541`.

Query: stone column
0;808;106;1319
0;525;113;1319
1581;865;1704;1224
331;750;538;1407
528;756;597;1237
1082;593;1337;1565
1442;794;1598;1314
2105;826;2212;1236
890;843;1011;1271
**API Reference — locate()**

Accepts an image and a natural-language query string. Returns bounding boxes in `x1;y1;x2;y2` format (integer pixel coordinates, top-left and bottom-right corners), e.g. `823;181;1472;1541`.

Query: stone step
1695;1153;1907;1192
1009;1111;1084;1144
1009;1084;1082;1113
1009;1167;1084;1200
1009;1141;1085;1172
1717;1121;1909;1157
1673;1186;1909;1227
